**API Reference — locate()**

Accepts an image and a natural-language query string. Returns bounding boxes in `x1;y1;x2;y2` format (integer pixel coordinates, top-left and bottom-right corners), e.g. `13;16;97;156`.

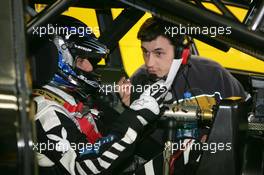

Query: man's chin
148;72;168;82
148;73;159;81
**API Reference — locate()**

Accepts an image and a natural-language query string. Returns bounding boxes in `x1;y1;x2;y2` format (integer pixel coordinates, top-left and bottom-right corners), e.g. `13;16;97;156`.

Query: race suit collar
43;84;77;106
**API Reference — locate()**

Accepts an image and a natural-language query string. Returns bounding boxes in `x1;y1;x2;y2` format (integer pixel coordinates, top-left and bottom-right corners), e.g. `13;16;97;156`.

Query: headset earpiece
174;46;190;65
174;35;191;65
181;47;190;65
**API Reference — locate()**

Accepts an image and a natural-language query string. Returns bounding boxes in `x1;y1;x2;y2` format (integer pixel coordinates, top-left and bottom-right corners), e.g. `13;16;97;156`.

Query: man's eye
143;50;149;56
155;52;163;57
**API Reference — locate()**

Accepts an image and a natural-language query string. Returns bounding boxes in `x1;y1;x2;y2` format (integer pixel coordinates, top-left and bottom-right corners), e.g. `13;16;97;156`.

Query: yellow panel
195;39;264;73
35;4;46;12
112;9;151;76
192;5;264;73
202;2;222;15
62;7;100;37
35;5;99;36
202;2;248;22
35;6;264;75
226;5;248;22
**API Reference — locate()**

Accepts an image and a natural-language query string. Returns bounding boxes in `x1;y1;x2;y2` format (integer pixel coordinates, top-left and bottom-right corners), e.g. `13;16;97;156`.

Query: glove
130;59;183;125
131;79;168;111
129;79;170;125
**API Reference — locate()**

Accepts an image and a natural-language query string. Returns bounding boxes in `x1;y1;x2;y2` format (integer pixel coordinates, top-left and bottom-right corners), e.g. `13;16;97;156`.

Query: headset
174;35;191;65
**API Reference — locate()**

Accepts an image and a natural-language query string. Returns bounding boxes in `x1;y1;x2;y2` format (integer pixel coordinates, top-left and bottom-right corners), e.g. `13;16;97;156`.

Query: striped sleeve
36;106;146;175
75;109;145;174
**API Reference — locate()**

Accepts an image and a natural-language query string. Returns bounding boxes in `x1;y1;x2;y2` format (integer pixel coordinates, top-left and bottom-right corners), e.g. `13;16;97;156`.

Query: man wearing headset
119;17;246;106
118;17;247;174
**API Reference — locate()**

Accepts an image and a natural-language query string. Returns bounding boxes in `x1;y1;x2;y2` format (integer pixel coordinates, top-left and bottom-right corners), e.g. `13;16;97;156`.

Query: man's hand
130;79;168;113
129;59;183;124
130;79;168;124
117;76;132;106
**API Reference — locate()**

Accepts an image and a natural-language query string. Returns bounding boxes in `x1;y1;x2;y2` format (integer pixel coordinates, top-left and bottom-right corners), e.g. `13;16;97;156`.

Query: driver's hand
130;79;168;124
117;76;131;106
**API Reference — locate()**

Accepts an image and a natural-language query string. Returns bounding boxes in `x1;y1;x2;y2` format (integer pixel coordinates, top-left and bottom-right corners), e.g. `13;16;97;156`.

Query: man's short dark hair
137;17;184;47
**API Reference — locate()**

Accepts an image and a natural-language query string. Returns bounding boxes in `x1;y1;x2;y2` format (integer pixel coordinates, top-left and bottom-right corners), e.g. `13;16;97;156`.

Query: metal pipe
98;8;144;51
27;0;76;35
193;0;207;10
188;37;200;55
202;0;250;9
211;0;240;21
250;0;264;31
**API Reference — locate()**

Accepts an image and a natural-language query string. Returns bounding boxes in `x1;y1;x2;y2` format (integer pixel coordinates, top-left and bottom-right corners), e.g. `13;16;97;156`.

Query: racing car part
162;95;216;122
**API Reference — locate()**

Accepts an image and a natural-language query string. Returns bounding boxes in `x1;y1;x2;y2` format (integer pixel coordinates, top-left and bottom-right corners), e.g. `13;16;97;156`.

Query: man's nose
146;54;155;67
